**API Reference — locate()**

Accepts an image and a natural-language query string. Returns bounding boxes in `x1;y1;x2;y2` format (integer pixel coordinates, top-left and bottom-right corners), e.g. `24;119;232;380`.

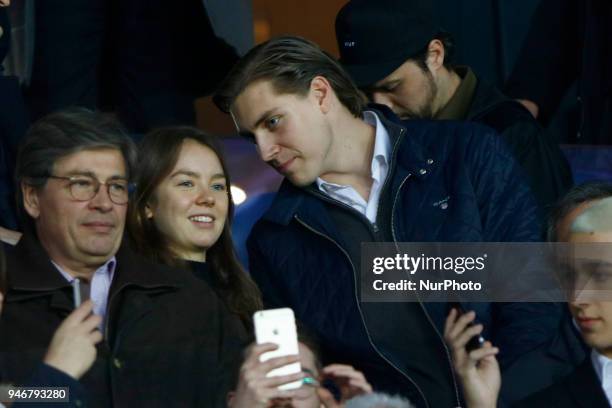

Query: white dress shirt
53;257;116;333
591;349;612;406
316;110;391;225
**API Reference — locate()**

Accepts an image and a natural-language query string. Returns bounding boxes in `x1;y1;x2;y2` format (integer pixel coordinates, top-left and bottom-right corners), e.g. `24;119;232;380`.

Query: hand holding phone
443;307;500;408
253;308;302;390
449;302;485;351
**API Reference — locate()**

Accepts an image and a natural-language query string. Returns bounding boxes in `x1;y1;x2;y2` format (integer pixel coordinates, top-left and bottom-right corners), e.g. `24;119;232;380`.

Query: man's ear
22;182;41;219
310;76;333;114
425;39;445;73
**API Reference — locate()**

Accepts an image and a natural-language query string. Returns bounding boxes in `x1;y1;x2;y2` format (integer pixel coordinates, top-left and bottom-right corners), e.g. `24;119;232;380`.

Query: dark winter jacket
248;110;561;407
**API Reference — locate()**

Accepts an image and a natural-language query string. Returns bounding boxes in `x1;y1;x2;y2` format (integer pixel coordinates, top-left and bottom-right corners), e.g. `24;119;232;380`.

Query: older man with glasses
0;108;245;407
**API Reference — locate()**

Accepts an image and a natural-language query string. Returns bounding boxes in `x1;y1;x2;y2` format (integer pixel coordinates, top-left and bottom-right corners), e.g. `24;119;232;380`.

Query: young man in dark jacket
447;184;612;408
214;36;560;408
0;108;244;407
334;0;573;217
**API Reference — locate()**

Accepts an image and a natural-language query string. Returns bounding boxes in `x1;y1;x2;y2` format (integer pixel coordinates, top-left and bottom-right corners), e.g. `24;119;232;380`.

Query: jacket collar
261;105;431;227
464;73;520;121
7;228;71;292
566;356;611;408
6;227;182;296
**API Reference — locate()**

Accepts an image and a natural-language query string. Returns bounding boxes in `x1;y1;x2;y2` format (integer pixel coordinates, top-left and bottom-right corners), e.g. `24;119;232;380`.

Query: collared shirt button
113;358;123;369
427;159;434;165
419;168;427;175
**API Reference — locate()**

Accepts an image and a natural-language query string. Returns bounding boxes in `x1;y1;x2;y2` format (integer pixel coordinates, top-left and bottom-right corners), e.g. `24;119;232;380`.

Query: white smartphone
253;308;302;390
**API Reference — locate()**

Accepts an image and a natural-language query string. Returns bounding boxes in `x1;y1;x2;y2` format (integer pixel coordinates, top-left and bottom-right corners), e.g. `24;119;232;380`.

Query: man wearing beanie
335;0;573;219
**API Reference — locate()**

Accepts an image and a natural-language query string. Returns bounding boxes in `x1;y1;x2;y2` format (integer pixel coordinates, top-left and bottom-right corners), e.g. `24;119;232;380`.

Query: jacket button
427;159;434;165
0;26;4;38
113;358;123;369
419;169;427;175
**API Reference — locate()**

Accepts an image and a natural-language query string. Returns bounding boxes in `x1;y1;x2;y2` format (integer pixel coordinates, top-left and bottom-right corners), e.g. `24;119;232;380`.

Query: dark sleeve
498;119;573;217
174;0;239;96
213;295;250;408
0;75;28;229
0;8;10;66
463;124;541;242
504;0;582;124
12;363;88;408
464;125;562;366
247;223;291;309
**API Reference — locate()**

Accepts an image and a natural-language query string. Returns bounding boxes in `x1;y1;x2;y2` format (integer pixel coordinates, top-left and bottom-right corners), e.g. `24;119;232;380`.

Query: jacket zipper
294;214;430;408
391;174;463;408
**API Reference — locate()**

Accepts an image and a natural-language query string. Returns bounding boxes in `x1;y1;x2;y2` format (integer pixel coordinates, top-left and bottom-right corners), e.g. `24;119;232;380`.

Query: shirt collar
434;66;477;120
316;110;391;189
591;349;612;385
52;257;117;283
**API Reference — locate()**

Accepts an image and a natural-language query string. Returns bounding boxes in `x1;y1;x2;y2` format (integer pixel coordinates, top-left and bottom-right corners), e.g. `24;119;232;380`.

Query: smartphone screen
253;308;302;390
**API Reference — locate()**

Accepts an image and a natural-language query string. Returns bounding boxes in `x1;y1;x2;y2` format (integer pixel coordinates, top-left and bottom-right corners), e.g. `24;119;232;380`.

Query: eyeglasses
47;175;130;205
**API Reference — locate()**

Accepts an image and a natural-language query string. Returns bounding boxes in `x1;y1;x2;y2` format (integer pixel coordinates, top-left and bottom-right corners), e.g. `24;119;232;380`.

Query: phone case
253;308;302;390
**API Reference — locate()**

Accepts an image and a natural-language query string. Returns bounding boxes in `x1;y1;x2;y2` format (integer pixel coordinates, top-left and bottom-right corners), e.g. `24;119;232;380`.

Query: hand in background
444;308;500;408
317;364;372;408
516;99;539;119
230;342;305;408
0;0;10;7
43;300;102;380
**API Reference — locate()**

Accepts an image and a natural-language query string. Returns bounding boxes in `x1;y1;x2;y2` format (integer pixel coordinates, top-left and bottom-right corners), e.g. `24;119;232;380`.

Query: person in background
0;108;243;407
230;339;373;408
1;0;28;230
446;184;612;408
214;35;559;407
334;0;573;217
24;0;239;133
128;126;261;331
505;0;611;145
345;393;414;408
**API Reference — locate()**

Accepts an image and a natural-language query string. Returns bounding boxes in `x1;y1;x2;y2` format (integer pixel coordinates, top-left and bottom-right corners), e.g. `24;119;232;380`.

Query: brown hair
213;36;366;117
128;126;262;326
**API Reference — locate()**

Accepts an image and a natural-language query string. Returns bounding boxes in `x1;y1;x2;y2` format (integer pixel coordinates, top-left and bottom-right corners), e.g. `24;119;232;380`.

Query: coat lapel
567;358;611;408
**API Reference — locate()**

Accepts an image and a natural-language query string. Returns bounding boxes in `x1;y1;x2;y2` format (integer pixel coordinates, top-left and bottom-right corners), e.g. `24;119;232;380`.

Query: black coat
505;0;612;145
0;230;247;407
500;310;587;404
0;74;29;230
467;78;574;216
514;356;610;408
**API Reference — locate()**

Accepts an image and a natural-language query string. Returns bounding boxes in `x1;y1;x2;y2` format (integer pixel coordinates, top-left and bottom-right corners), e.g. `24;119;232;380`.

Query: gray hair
570;196;612;234
15;108;136;222
345;393;415;408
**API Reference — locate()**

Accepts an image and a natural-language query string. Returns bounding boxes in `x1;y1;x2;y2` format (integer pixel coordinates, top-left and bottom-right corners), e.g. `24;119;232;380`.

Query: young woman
129;126;262;330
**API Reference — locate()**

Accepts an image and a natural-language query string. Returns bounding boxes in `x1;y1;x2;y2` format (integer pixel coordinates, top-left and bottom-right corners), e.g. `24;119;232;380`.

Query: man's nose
255;133;280;163
89;184;114;211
